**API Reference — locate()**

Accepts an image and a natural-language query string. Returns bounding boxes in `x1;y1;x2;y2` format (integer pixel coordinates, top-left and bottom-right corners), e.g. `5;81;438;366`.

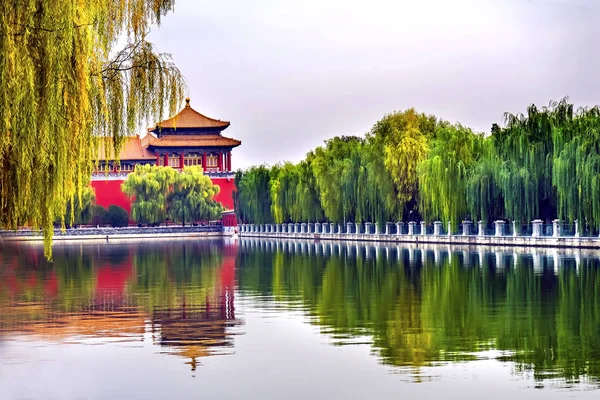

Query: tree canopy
0;0;185;257
122;165;222;225
236;98;600;234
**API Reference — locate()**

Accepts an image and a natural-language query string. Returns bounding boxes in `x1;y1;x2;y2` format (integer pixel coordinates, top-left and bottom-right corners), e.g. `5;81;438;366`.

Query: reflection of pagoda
0;241;241;373
151;242;239;371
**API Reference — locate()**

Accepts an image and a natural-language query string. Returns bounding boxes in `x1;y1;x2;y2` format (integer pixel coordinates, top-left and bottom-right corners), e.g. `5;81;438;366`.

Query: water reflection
1;238;600;391
238;239;600;388
0;240;241;371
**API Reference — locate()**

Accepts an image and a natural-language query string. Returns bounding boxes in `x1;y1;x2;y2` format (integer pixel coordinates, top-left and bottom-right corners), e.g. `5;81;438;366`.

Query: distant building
91;98;241;225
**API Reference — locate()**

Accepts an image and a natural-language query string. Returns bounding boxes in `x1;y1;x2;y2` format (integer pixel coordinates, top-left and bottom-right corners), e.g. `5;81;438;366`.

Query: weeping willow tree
167;166;223;225
312;136;363;223
552;106;600;231
122;164;178;225
418;123;483;229
234;165;274;224
493;102;562;223
269;162;302;223
372;109;437;209
466;138;504;223
0;0;185;257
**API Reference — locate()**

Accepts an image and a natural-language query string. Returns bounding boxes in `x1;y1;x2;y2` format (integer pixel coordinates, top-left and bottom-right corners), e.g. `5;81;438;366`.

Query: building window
99;163;112;172
118;163;134;172
158;156;165;166
184;153;201;166
168;153;180;167
206;153;218;168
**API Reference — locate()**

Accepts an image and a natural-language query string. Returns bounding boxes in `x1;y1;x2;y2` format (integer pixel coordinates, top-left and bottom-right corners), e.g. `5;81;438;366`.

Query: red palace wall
91;180;133;215
91;177;237;225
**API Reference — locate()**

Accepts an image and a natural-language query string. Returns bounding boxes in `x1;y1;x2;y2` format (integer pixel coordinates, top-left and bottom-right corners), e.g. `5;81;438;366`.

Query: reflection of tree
237;243;600;386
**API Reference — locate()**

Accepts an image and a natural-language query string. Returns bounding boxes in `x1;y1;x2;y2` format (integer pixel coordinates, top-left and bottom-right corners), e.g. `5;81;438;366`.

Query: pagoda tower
92;99;241;225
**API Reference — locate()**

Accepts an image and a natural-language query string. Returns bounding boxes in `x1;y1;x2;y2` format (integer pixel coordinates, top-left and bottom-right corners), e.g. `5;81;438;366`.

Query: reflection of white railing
238;237;589;275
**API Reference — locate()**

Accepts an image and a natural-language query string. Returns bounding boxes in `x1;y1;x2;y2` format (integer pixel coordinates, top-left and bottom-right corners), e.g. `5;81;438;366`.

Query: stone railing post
396;222;403;235
355;222;361;234
315;222;321;234
365;222;372;234
420;221;426;236
433;221;441;236
531;219;543;237
552;219;561;237
478;221;484;236
575;219;580;238
337;223;342;234
345;222;352;234
512;220;517;237
408;221;415;235
374;223;380;235
301;223;307;234
385;223;390;235
308;223;314;234
447;221;451;236
494;220;505;237
462;220;472;236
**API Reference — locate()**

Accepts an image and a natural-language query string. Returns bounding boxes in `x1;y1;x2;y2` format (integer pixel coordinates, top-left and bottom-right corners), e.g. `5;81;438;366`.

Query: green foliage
418;123;483;229
91;205;109;226
0;0;185;258
55;186;96;226
122;165;221;225
107;205;129;227
167;166;223;225
236;98;600;232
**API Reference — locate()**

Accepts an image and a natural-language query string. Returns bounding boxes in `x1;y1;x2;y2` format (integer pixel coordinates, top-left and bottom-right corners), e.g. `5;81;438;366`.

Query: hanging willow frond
0;0;185;258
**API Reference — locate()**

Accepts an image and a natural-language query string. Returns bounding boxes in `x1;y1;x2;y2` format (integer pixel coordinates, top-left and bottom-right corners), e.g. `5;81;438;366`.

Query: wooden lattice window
185;153;201;166
206;153;218;168
168;153;180;167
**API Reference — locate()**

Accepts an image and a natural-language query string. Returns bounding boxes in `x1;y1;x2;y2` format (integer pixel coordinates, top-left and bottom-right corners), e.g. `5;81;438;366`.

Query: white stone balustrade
433;221;442;236
494;220;504;237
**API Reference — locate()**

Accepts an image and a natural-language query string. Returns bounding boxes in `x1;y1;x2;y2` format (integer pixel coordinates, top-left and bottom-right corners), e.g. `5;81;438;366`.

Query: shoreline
0;226;225;242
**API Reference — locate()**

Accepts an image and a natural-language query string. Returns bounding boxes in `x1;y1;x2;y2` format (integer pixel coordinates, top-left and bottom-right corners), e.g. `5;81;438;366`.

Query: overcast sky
147;0;600;169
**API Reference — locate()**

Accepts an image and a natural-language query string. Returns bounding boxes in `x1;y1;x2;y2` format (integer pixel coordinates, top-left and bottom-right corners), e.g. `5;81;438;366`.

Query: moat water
1;238;599;399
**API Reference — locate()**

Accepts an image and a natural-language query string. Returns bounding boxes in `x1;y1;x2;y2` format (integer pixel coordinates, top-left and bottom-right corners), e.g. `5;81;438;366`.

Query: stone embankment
239;220;600;249
1;226;223;242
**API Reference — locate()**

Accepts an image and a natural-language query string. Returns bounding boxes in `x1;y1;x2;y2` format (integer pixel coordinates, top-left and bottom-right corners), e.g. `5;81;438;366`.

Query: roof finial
185;97;190;107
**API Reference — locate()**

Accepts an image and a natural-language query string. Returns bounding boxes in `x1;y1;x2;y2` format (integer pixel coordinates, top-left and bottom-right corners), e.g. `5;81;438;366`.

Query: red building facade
92;99;240;225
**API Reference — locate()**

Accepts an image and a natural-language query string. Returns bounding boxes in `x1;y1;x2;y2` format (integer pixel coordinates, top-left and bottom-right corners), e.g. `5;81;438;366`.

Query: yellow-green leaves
122;165;222;225
0;0;185;258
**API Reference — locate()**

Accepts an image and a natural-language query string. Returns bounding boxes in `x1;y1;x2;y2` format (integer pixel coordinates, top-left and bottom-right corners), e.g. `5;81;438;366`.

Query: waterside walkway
0;226;223;242
239;220;600;249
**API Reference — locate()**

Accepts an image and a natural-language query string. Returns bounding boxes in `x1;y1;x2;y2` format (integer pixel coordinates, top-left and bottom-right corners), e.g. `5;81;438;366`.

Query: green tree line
235;98;600;232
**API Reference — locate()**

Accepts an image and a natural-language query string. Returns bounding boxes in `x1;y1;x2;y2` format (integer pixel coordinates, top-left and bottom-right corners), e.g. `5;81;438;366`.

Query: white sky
147;0;600;169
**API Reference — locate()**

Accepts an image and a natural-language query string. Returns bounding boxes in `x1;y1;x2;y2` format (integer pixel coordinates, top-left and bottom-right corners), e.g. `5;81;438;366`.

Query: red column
164;154;169;167
155;152;160;166
202;152;207;171
218;151;222;171
227;152;232;172
180;153;184;169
